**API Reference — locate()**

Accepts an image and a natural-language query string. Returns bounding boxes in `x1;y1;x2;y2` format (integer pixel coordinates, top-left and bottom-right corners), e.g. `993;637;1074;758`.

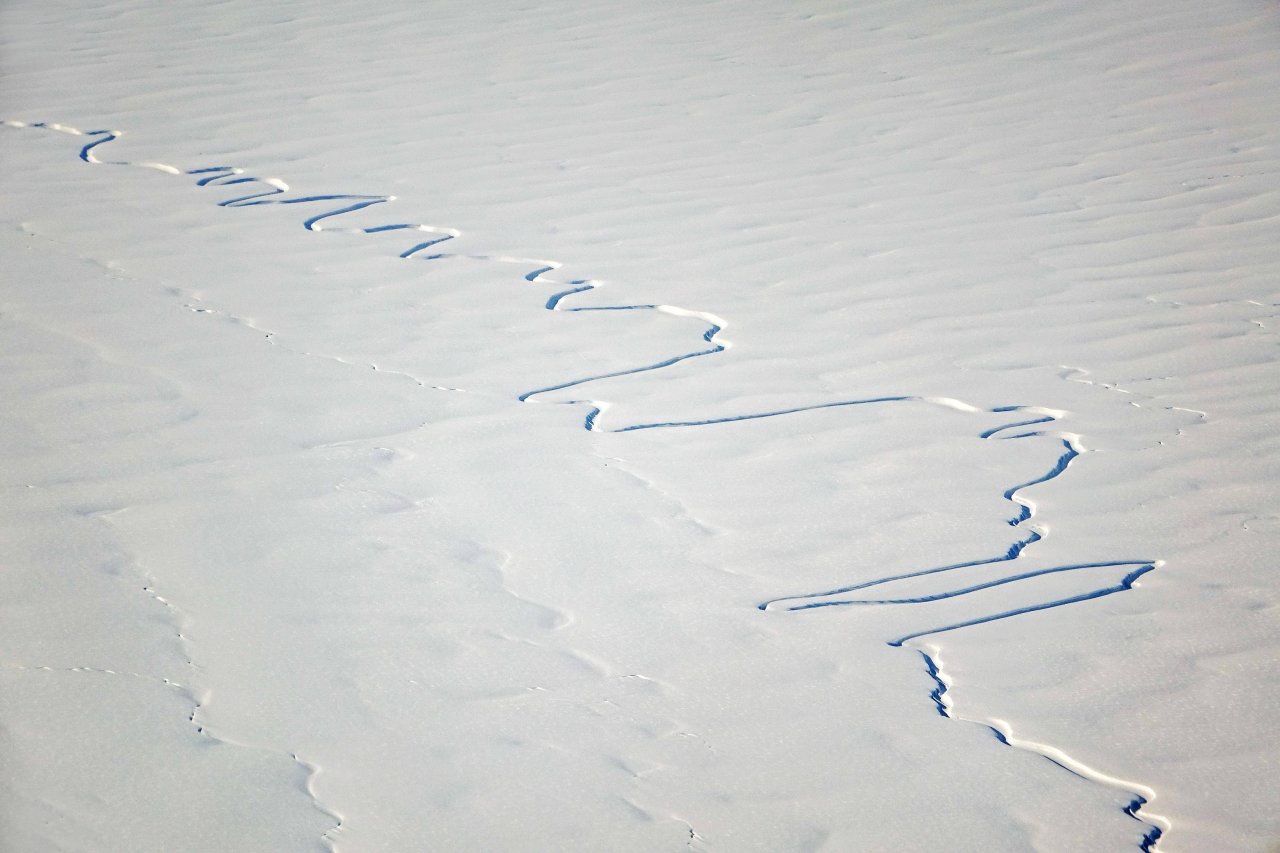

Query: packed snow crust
1;1;1278;851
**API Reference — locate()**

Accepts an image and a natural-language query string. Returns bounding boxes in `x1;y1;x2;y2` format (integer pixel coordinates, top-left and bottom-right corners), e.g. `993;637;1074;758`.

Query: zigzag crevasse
4;119;1166;849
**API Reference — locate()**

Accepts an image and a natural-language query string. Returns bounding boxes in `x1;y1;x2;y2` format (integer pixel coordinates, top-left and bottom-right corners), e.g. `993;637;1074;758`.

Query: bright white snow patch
1;1;1277;851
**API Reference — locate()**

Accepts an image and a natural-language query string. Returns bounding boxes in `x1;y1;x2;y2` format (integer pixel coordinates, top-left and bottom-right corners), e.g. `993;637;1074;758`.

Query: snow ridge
4;119;1167;849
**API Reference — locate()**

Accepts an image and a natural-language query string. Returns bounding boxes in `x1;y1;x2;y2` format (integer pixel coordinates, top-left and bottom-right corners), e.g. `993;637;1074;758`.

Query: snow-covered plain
2;1;1278;850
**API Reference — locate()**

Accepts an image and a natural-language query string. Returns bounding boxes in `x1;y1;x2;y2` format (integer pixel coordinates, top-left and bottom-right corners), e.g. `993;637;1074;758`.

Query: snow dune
1;1;1277;851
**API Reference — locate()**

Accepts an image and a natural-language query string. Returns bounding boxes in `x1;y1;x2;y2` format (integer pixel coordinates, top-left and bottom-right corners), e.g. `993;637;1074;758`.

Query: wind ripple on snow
3;118;1170;850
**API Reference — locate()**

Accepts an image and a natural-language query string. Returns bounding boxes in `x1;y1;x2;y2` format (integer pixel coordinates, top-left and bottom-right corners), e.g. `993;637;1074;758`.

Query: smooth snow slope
1;1;1278;851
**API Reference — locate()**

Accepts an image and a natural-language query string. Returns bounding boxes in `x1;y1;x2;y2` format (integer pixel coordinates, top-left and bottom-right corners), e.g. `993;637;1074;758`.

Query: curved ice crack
915;644;1168;850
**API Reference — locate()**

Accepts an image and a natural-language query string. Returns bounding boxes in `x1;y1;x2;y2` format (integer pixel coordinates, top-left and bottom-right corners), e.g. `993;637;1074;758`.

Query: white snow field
1;1;1278;850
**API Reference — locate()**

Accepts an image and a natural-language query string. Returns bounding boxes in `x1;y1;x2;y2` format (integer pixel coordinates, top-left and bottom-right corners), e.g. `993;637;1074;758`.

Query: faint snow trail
3;118;1169;850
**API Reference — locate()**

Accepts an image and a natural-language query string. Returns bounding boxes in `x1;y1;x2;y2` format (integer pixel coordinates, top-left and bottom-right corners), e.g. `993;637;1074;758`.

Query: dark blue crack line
921;651;951;718
618;396;912;432
980;416;1055;439
760;423;1083;611
400;236;456;257
516;345;724;404
888;563;1156;646
759;532;1041;610
546;285;599;309
1002;441;1077;525
189;167;242;186
787;560;1152;612
61;126;116;163
217;192;392;231
1136;807;1164;852
914;644;1166;848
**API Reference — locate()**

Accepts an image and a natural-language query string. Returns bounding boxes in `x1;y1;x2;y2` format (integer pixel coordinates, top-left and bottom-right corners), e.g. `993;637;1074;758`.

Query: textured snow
1;1;1278;851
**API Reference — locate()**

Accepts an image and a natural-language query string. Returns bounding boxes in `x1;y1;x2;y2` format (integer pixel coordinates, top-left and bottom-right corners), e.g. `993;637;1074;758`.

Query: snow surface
1;1;1278;851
